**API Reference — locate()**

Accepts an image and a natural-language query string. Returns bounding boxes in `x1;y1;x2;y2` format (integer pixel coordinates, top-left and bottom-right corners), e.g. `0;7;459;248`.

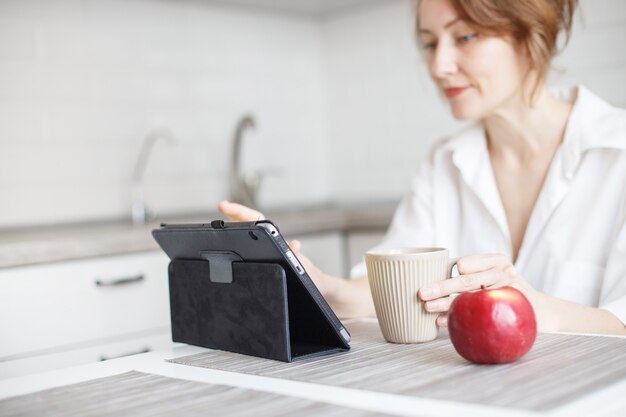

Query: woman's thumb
288;239;302;254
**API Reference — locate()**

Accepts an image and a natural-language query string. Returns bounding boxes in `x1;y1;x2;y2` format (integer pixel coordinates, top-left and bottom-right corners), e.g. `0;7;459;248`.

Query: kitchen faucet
131;128;177;225
229;114;261;209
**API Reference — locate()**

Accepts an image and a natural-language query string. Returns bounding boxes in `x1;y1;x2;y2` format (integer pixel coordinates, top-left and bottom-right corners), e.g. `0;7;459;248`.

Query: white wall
550;0;626;105
1;0;625;228
0;0;332;227
322;0;462;202
322;0;626;203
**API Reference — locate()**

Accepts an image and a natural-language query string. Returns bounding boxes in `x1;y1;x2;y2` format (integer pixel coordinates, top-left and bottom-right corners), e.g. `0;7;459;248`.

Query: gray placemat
168;321;626;411
0;370;388;417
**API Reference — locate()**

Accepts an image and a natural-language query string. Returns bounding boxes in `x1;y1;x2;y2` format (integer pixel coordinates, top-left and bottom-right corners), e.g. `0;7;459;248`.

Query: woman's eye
457;33;478;44
421;41;437;51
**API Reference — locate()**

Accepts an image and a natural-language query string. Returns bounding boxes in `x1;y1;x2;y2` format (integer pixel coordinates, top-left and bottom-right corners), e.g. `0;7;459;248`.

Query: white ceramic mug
365;248;458;343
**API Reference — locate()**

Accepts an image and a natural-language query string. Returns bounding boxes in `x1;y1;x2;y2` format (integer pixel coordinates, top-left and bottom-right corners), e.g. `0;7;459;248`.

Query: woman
220;0;626;335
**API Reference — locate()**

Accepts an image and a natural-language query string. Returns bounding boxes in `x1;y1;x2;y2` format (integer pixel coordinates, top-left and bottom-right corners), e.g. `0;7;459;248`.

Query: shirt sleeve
349;157;437;278
599;210;626;325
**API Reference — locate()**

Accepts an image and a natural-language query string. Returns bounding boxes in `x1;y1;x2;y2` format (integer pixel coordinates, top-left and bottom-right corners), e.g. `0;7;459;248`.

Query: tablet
152;219;351;351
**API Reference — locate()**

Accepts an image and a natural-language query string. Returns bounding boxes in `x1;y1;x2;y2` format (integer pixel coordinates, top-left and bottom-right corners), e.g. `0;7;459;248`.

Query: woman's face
418;0;528;120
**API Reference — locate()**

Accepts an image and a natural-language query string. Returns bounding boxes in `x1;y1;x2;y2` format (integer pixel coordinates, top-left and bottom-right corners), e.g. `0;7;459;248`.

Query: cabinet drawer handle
95;274;145;287
99;346;151;361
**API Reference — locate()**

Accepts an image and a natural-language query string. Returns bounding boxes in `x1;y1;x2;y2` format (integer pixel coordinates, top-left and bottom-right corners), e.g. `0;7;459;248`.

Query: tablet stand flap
168;259;291;362
286;277;351;360
199;250;242;283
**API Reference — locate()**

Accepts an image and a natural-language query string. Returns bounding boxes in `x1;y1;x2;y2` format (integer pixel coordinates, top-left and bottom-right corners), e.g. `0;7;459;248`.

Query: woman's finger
286;247;329;295
288;239;302;254
423;295;453;313
456;253;508;275
419;267;504;300
218;200;265;222
436;313;448;327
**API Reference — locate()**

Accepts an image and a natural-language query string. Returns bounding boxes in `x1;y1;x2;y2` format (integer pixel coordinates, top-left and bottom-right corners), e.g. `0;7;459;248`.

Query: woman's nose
429;40;458;80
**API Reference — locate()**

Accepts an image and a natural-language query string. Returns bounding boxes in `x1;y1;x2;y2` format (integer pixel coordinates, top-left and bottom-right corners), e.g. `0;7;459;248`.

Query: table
1;319;625;417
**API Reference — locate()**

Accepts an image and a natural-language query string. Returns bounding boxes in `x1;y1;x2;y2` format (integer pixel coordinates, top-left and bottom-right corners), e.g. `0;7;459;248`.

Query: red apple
447;286;537;364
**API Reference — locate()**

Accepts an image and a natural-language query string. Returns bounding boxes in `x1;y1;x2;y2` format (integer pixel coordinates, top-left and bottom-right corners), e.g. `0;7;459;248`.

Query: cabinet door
285;231;385;279
0;331;177;380
0;251;171;359
288;233;344;278
346;231;385;277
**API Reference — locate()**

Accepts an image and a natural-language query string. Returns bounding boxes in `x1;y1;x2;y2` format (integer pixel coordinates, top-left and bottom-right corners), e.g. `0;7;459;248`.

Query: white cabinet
0;228;386;379
292;233;345;278
0;333;175;380
0;251;174;378
287;230;385;278
346;231;386;276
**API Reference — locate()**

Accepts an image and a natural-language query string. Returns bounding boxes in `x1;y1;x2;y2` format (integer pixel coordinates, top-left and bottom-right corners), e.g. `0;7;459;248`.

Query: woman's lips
444;86;469;98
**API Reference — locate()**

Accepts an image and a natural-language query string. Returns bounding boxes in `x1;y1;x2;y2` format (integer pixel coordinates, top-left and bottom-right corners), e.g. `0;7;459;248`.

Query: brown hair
417;0;578;102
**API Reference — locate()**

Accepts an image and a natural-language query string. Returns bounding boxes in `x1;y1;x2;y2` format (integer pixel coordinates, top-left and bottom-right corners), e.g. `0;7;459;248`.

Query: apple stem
480;285;486;290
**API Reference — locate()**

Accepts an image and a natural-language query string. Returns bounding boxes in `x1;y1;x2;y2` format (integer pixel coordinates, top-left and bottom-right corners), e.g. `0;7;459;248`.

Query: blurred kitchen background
0;0;624;379
1;0;623;228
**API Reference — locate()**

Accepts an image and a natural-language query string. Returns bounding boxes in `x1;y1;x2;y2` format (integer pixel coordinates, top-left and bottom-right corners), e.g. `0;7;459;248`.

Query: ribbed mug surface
365;248;448;343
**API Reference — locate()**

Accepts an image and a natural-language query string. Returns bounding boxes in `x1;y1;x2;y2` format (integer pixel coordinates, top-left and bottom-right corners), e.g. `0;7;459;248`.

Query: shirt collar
552;85;626;179
442;123;487;186
444;85;626;180
443;124;510;240
439;85;625;244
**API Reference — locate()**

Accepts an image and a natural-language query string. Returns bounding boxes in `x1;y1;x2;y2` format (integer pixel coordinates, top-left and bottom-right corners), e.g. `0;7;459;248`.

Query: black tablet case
168;257;349;362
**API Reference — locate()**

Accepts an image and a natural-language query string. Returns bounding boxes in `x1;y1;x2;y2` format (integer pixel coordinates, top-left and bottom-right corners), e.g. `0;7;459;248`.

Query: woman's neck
483;88;573;162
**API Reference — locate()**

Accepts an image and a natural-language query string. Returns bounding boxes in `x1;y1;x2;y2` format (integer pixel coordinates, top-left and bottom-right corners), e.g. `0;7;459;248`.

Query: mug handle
447;257;459;279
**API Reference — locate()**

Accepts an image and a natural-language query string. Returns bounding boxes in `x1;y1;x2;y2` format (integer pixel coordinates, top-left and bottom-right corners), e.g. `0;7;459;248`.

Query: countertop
0;200;398;269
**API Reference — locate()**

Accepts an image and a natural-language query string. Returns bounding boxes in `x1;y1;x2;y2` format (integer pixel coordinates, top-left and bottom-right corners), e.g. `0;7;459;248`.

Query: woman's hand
284;239;336;296
417;253;542;328
217;200;332;295
217;200;375;318
218;200;265;222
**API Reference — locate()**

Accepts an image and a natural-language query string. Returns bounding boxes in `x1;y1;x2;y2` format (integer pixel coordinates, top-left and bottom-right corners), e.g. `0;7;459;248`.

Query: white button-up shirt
351;86;626;324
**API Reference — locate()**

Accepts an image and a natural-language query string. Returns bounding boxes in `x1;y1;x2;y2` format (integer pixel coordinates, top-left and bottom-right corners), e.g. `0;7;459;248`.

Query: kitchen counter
0;200;397;269
1;319;625;417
